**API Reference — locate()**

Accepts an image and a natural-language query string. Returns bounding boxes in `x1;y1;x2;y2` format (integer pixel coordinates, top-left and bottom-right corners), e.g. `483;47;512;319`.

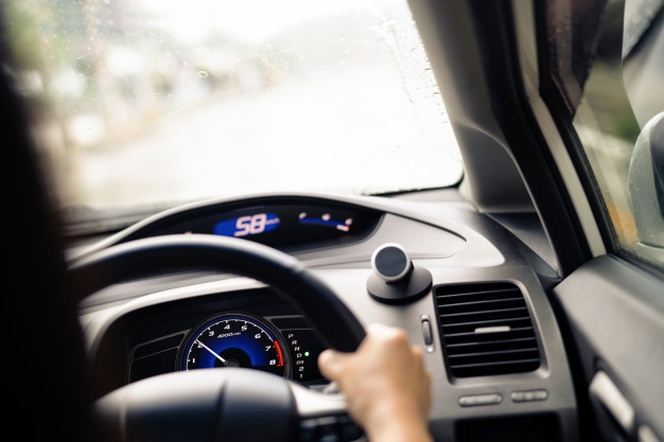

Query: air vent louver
435;282;540;378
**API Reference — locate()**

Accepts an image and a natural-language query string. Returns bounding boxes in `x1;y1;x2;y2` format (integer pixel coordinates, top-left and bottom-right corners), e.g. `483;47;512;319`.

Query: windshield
5;0;462;228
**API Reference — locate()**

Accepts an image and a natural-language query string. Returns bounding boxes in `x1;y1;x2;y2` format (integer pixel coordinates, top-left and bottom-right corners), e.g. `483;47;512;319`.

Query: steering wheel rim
67;234;367;442
68;234;365;352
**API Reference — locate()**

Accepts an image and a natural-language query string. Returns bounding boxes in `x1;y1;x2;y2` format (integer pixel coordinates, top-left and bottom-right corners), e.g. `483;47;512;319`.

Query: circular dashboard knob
371;243;413;283
367;243;432;304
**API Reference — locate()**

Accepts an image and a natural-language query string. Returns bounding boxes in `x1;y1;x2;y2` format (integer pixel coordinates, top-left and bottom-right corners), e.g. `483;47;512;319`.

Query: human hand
318;323;433;442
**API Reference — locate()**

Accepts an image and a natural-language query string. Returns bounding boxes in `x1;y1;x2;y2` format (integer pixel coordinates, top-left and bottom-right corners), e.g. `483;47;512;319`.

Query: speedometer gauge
181;313;288;377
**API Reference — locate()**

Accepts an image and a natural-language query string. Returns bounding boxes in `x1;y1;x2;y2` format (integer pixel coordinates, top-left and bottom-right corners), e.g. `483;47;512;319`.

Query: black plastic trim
534;0;620;255
467;0;591;276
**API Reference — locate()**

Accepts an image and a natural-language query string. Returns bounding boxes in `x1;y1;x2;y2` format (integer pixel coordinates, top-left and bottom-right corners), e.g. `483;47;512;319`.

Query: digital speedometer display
143;200;381;249
203;204;377;248
213;212;280;238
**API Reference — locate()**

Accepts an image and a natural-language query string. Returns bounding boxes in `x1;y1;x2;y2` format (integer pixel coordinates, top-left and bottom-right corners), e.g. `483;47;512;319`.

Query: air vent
434;282;540;378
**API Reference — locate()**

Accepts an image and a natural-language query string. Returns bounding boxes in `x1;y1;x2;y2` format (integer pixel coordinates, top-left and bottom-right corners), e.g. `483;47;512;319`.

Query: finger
317;349;347;381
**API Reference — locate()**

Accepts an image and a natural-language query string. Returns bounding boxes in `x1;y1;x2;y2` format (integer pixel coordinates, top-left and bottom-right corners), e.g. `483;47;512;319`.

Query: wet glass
4;0;462;227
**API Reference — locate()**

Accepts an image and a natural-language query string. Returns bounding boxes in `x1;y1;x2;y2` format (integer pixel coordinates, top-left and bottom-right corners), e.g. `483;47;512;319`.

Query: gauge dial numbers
181;314;289;377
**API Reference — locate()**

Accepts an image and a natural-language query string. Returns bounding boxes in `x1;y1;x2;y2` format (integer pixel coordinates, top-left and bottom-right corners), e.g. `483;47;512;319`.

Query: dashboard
74;191;578;441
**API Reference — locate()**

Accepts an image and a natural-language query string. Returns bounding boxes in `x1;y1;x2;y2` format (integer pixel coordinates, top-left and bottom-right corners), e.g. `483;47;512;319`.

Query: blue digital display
213;212;280;238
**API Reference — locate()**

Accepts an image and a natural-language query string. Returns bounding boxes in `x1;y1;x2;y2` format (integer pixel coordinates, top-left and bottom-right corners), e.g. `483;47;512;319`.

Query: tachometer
181;313;288;377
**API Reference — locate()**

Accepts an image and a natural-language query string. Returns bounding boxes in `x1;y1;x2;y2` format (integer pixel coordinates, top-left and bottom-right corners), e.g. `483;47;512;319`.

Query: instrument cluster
114;197;383;252
127;291;328;387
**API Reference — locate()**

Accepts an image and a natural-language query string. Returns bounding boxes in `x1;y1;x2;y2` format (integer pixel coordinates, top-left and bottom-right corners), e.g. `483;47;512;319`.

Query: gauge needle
195;339;227;365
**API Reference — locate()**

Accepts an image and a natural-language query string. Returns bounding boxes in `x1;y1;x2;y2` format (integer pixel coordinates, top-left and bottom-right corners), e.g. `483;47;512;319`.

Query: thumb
318;349;348;382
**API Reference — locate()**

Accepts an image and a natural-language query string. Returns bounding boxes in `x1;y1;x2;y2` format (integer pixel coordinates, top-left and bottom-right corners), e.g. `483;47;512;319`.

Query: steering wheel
67;234;367;442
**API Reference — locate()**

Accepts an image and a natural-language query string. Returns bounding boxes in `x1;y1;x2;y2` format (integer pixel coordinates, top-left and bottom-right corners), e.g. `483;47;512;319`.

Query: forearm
365;418;433;442
361;402;433;442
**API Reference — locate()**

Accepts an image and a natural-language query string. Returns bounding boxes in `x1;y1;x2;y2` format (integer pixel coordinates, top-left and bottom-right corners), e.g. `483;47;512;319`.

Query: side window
544;0;664;269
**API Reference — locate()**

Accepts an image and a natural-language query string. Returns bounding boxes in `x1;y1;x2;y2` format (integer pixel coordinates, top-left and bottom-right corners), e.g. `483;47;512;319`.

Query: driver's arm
318;323;434;442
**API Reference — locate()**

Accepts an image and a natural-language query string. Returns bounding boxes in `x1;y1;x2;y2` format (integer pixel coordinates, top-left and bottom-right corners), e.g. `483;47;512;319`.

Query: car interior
3;0;663;441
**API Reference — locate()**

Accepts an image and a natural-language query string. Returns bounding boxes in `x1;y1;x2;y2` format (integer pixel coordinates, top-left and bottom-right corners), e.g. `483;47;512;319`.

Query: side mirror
628;112;664;261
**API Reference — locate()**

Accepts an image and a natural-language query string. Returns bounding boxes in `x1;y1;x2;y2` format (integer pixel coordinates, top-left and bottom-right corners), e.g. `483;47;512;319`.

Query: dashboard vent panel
435;282;540;378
